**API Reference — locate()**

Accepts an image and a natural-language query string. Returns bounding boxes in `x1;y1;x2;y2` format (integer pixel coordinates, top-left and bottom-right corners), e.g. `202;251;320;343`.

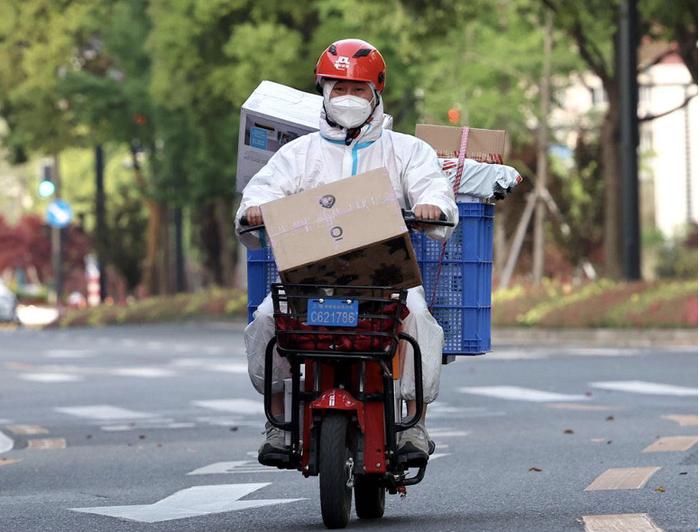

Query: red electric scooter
240;212;453;529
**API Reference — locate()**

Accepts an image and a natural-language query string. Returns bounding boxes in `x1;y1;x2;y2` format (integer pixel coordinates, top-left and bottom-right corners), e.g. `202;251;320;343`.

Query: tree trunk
600;84;622;277
214;197;235;287
129;144;169;296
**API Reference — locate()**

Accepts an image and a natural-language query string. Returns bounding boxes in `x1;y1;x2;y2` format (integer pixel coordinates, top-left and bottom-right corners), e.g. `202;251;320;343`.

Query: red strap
451;127;470;194
429;127;469;311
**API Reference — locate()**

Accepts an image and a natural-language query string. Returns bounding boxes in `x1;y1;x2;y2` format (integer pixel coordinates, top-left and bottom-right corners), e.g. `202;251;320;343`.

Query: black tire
354;475;385;519
319;413;352;529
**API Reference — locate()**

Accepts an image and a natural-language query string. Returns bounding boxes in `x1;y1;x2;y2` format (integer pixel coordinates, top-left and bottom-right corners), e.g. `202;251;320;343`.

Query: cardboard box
260;168;421;288
415;124;506;163
237;81;394;192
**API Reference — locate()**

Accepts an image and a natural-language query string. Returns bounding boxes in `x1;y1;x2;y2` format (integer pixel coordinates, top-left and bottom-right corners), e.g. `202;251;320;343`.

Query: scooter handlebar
237;209;454;236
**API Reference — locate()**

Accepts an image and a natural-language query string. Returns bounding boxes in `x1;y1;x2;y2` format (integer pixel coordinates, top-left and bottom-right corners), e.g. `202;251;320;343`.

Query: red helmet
314;39;386;93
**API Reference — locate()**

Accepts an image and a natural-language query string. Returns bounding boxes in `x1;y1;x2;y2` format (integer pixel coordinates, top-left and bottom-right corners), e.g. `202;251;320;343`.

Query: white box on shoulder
236;80;393;192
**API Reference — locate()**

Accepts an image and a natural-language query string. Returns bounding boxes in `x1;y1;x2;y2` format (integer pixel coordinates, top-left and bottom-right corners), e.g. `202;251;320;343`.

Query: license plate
307;298;358;327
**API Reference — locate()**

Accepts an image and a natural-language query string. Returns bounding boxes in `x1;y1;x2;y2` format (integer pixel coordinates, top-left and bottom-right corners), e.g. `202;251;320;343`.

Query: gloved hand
492;182;512;201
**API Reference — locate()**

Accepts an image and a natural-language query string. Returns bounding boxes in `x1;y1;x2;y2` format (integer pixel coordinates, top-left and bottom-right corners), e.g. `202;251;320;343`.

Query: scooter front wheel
319;412;352;529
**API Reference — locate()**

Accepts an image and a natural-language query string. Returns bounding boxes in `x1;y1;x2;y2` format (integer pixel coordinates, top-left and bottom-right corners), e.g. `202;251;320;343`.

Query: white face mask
325;94;374;129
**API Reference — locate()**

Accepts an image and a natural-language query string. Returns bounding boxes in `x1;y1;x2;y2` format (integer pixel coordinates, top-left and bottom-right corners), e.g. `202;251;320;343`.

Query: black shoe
257;422;291;468
397;424;430;465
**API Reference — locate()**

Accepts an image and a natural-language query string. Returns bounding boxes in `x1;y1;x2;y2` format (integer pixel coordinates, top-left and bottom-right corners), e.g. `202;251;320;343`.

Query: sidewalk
493;327;697;348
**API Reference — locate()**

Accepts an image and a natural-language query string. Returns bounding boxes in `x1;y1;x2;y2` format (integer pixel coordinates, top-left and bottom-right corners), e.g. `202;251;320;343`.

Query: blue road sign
46;199;73;229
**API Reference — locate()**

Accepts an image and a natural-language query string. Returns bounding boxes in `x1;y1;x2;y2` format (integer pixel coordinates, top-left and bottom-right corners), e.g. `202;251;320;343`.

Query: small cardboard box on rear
260;168;421;289
415;124;506;163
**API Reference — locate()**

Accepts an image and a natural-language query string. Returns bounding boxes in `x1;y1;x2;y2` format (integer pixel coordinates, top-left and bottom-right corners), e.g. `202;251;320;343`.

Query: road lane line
585;467;661;491
27;438;66;449
188;461;292;475
590;381;697;396
545;403;618;411
661;414;698;426
457;386;590;402
643;436;698;453
0;430;14;453
6;425;49;435
110;368;177;378
191;399;263;415
44;349;93;359
20;373;83;383
55;405;158;420
582;513;663;532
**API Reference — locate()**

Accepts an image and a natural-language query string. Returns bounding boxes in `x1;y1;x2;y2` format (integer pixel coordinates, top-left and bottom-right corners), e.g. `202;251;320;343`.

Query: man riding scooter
235;38;458;466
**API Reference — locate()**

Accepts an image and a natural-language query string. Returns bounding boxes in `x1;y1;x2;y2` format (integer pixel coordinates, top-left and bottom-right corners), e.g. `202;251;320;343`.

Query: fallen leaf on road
584;391;592;397
529;467;543;472
563;429;574;434
229;427;238;432
138;434;146;440
606;440;613;444
679;472;688;475
606;416;614;421
655;486;665;493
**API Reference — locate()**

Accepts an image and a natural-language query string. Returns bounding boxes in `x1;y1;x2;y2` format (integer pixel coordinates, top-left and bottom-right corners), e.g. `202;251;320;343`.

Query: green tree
542;0;698;276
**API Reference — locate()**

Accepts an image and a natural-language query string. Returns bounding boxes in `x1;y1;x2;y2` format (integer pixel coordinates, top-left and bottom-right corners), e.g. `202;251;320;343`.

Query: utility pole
619;0;641;279
533;11;553;284
51;155;63;302
95;145;108;301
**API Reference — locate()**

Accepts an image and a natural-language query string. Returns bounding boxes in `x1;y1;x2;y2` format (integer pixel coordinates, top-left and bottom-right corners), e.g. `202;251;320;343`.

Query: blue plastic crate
246;245;278;322
411;202;494;355
246;202;494;355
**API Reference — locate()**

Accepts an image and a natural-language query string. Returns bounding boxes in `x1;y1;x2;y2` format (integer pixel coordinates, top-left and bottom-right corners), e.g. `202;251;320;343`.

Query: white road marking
661;414;698;426
428;453;450;461
101;421;195;432
582;513;664;532
110;368;177;378
188;461;291;475
457;386;590;402
70;483;303;523
545;403;617;411
196;416;262;428
0;430;14;453
590;380;697;397
643;436;698;453
44;349;93;359
20;373;84;383
429;428;471;438
27;438;66;449
205;363;248;374
55;405;158;420
585;467;661;491
192;399;263;416
6;425;49;435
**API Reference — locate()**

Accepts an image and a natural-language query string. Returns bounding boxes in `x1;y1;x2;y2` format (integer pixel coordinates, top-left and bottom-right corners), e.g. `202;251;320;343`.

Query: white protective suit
236;98;458;403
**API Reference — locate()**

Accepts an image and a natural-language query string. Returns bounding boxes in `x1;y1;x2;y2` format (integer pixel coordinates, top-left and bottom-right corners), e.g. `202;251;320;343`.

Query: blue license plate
307;298;358;327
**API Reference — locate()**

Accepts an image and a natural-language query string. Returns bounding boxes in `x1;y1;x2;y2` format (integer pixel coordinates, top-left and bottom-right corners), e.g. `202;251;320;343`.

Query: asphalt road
0;323;697;532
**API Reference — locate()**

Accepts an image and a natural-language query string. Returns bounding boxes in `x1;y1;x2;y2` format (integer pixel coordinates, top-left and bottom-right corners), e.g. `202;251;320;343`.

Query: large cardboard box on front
415;124;506;163
260;168;421;288
237;81;394;192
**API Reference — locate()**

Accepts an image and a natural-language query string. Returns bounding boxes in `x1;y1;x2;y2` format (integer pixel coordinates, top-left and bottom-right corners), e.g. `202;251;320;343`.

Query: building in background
553;45;698;240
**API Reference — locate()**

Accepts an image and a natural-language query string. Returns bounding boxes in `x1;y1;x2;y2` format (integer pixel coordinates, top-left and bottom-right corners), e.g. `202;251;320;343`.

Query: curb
492;327;698;348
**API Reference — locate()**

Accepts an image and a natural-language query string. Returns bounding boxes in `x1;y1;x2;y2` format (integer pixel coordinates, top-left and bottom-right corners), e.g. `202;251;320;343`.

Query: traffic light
447;107;461;125
38;164;55;197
